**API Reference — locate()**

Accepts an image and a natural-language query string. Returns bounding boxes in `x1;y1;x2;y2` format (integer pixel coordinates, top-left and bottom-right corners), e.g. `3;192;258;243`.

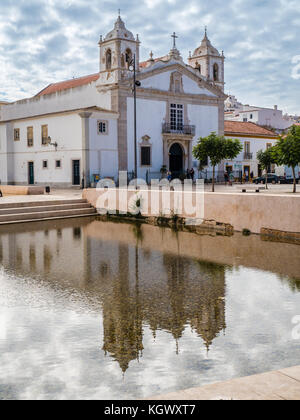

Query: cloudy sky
0;0;299;114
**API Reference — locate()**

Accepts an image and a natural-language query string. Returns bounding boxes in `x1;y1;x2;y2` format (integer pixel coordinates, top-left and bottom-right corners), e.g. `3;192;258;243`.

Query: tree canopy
274;125;300;193
193;132;243;191
256;147;278;189
192;132;242;166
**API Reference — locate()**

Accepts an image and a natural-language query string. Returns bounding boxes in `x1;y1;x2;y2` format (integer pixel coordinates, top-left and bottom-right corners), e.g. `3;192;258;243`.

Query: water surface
0;218;299;400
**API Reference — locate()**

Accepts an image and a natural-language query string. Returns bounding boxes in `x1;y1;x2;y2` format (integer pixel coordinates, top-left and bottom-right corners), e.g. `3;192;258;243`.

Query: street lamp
128;54;141;180
46;136;58;150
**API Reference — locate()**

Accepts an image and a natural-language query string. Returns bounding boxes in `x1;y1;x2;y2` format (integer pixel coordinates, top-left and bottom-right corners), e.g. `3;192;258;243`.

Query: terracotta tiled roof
140;56;168;69
36;73;100;96
224;121;278;137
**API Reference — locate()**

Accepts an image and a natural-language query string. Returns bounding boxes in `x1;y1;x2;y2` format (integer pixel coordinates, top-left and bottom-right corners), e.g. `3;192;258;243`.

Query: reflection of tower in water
102;243;144;373
155;255;226;350
189;261;226;351
101;243;226;372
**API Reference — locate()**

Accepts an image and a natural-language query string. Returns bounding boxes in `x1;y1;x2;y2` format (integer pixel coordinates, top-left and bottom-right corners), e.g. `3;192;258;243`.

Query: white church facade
0;15;226;188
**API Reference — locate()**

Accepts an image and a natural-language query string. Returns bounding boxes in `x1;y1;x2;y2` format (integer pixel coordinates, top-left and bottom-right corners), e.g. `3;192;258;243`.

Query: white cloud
291;55;300;80
0;0;299;113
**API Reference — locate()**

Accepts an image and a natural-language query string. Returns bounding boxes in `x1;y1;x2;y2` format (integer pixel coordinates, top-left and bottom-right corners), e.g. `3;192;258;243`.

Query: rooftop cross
171;32;178;49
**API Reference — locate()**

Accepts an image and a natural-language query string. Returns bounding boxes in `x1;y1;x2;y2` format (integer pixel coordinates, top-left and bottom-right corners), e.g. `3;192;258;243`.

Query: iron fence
162;123;196;136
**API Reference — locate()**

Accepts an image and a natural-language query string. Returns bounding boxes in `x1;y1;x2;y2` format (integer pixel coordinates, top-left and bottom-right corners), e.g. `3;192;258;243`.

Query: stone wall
83;188;300;234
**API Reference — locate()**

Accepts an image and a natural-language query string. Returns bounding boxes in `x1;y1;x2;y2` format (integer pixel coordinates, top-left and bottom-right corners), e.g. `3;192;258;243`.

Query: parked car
280;176;300;184
284;166;300;183
254;174;281;184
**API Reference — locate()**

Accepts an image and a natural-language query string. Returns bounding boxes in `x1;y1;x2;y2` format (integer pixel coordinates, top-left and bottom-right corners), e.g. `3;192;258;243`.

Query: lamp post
128;55;141;180
47;137;58;150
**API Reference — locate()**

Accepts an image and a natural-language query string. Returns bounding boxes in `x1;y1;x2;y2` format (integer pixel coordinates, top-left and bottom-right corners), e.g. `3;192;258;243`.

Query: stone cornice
0;106;118;124
162;133;195;141
137;62;226;99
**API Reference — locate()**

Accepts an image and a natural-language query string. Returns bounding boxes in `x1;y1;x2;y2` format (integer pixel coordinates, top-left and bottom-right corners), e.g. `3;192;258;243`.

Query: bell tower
98;12;140;86
188;28;225;91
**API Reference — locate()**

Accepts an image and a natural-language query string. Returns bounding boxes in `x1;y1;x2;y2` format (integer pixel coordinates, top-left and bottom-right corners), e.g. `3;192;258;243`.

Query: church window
106;49;112;70
43;160;48;169
195;62;201;72
170;104;183;131
125;49;133;68
141;146;151;166
213;63;219;81
14;128;20;141
55;160;61;169
121;54;125;68
98;120;108;135
41;125;48;145
244;142;251;156
27;126;34;147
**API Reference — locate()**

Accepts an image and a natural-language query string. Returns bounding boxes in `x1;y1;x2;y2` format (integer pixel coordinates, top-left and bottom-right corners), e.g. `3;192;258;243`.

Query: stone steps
0;199;87;209
0;199;97;225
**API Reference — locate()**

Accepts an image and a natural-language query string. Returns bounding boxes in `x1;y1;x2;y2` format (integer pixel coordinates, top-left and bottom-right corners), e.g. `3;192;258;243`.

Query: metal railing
198;170;243;183
162;123;196;136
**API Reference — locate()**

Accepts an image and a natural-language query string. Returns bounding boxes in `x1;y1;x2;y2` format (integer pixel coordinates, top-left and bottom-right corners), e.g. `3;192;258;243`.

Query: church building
0;14;226;187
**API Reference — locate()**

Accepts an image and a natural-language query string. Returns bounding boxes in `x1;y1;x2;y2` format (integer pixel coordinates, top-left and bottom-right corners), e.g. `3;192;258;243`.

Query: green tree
193;132;243;192
256;148;277;190
274;125;300;193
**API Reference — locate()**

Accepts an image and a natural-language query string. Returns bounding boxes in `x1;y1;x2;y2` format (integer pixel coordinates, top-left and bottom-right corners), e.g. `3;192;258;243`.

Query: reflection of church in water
0;220;226;374
99;242;226;373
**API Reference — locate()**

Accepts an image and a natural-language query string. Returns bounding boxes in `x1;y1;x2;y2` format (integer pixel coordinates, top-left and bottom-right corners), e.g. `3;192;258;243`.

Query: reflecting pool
0;217;299;400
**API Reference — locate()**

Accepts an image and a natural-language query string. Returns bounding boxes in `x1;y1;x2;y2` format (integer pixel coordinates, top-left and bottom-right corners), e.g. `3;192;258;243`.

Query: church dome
104;15;135;42
192;30;220;57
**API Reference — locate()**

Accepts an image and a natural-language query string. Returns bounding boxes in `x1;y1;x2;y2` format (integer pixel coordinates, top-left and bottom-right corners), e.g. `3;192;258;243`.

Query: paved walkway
0;189;83;205
149;366;300;400
204;183;300;195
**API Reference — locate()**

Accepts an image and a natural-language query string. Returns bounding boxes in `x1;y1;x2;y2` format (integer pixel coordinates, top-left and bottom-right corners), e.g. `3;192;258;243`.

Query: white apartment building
225;104;293;133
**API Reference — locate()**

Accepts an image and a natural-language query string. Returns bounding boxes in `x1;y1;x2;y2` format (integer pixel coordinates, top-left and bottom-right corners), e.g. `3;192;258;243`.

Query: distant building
223;121;280;178
225;104;293;134
224;95;243;112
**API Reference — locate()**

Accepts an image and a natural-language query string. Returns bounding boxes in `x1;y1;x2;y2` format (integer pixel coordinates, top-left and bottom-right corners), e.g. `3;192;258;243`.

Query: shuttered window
41;125;48;145
14;129;20;141
27;127;34;147
141;146;151;166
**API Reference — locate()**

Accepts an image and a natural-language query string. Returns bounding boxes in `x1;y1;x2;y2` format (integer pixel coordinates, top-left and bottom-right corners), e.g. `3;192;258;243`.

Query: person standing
224;171;229;185
190;168;195;183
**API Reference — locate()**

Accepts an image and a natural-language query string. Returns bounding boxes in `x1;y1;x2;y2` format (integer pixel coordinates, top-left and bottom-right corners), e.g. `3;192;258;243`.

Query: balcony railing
244;152;253;160
162;123;196;136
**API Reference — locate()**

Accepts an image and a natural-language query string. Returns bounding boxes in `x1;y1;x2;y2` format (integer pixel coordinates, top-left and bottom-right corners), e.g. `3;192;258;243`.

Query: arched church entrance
169;143;184;178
